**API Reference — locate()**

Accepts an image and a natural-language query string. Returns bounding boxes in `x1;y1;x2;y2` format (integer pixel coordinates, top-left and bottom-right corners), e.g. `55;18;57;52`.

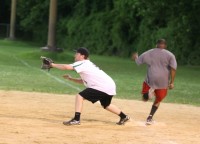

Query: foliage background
0;39;199;106
2;0;200;65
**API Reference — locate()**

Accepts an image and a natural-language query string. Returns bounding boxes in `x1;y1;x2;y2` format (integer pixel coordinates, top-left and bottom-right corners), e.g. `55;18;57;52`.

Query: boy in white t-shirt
51;48;130;125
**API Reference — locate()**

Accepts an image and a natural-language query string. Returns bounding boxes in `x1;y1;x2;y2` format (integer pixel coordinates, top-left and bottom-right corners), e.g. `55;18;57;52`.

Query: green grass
0;39;200;106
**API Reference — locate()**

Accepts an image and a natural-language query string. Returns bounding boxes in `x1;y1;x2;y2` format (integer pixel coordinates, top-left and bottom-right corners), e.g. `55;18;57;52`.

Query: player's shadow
83;118;114;125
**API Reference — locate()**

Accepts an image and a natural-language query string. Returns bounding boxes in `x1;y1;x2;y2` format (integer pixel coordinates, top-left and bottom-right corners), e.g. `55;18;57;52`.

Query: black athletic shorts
79;88;113;109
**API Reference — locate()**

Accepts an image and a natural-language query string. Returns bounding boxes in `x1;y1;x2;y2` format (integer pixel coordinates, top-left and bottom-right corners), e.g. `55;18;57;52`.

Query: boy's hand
63;74;72;80
132;52;138;61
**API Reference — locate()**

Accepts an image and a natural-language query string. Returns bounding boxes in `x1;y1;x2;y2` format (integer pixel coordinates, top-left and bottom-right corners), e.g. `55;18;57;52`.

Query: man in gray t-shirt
132;39;177;125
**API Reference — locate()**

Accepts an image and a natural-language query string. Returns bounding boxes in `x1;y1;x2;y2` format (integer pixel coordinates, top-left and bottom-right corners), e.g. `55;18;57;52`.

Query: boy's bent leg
73;94;84;121
75;94;84;113
105;104;130;125
63;94;84;126
105;104;121;115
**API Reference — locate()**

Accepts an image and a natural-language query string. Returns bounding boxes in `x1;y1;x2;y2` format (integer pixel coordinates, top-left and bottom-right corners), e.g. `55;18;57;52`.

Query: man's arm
132;52;145;65
132;52;138;61
51;63;74;70
169;68;176;89
63;74;83;84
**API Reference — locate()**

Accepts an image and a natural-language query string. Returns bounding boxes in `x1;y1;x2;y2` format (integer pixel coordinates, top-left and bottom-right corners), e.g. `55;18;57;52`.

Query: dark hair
75;47;89;59
156;39;167;45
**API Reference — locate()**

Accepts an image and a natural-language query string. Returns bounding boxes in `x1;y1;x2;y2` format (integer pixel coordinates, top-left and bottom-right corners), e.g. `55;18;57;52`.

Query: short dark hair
156;39;167;45
75;47;89;59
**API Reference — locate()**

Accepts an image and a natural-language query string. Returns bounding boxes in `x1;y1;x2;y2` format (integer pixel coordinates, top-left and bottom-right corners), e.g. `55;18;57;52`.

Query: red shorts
142;82;167;103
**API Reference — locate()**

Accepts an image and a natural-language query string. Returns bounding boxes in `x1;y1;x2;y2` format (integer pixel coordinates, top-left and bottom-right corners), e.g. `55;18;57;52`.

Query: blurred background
0;0;199;105
1;0;200;65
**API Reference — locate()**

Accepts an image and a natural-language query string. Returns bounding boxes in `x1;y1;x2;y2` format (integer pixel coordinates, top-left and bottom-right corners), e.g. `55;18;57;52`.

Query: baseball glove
40;56;54;71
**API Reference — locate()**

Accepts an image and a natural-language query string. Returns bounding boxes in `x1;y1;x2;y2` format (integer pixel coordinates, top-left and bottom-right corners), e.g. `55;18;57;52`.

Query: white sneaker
148;88;155;100
63;119;80;126
146;116;154;125
146;118;154;125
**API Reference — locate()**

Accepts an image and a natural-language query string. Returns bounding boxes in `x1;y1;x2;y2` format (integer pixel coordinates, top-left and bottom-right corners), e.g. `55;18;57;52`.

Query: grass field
0;39;199;106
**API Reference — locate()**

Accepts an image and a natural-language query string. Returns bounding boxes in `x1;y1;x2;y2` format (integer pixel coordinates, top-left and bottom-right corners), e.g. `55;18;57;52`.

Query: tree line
2;0;200;65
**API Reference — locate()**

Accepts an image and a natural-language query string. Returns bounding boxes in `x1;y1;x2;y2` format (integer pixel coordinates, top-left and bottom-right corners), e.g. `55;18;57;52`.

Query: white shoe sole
146;120;154;125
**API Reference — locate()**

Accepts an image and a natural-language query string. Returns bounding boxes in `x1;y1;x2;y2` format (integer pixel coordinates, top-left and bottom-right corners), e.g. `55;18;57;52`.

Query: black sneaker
63;119;80;126
116;116;130;125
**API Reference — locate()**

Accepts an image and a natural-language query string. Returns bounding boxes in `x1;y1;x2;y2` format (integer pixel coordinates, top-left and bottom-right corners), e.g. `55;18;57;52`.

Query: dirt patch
0;90;199;144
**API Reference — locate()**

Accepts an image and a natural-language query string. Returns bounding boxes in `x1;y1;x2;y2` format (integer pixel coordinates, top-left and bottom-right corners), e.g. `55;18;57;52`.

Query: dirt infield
0;90;199;144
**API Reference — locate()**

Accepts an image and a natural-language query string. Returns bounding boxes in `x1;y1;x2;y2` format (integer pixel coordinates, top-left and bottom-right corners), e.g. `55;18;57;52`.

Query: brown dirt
0;90;199;144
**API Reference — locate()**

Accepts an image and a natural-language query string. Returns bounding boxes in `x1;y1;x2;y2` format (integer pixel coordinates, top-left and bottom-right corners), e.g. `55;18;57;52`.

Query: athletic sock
119;112;126;119
149;105;158;118
74;112;81;121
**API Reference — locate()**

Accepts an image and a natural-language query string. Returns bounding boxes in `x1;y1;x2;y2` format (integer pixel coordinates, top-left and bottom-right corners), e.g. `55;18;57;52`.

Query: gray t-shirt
136;48;177;89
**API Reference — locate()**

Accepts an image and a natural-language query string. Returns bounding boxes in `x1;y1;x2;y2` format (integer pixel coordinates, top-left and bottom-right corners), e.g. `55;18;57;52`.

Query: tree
12;0;200;64
8;0;17;40
42;0;62;52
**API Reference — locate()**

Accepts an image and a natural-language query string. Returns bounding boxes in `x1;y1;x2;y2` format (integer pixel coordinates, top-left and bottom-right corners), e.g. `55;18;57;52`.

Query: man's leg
146;89;167;125
149;101;160;117
141;82;151;101
146;101;160;124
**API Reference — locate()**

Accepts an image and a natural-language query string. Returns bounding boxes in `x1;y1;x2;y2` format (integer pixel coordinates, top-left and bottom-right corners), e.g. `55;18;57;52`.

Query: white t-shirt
70;60;116;95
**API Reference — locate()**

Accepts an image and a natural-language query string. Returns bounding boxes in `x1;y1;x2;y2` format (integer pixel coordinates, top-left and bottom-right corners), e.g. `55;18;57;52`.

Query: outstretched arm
51;63;74;70
63;74;84;84
169;68;176;89
132;52;144;65
132;52;139;61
